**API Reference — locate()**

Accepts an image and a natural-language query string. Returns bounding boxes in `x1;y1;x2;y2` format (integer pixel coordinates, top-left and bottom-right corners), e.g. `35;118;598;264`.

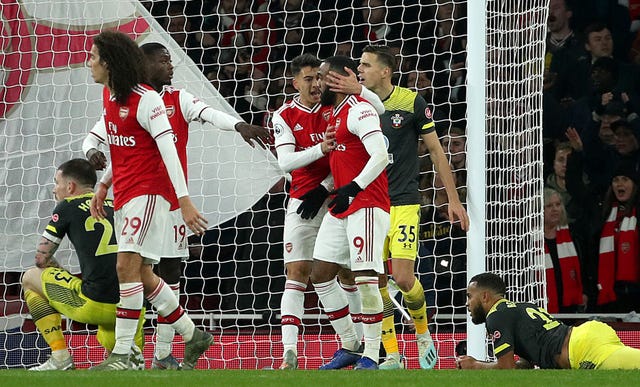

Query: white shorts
283;198;328;264
163;209;189;260
114;195;173;264
313;207;389;273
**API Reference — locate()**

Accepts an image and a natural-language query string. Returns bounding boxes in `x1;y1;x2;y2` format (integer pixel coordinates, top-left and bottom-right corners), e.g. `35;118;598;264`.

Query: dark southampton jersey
43;193;119;303
380;86;435;206
486;299;570;369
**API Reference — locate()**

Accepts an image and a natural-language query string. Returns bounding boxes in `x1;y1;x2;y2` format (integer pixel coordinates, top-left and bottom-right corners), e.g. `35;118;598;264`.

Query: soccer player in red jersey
86;31;212;370
310;56;390;370
272;53;384;369
83;42;270;369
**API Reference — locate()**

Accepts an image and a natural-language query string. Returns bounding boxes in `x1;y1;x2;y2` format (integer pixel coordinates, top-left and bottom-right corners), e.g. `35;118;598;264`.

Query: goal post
0;0;549;369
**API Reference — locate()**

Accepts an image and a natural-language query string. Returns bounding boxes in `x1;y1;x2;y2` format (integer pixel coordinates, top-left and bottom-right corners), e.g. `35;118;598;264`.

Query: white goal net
0;0;547;369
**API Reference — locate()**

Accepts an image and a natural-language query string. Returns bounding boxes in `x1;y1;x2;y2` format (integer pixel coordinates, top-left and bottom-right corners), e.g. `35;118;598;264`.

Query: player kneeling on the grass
22;159;145;371
457;272;640;369
309;56;390;370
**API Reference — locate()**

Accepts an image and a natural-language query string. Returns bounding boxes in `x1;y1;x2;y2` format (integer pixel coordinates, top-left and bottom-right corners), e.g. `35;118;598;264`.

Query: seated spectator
543;187;587;313
596;163;640;313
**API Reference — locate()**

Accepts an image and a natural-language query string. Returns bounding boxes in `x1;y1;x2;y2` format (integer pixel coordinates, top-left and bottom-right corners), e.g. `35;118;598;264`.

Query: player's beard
320;88;336;106
470;303;486;325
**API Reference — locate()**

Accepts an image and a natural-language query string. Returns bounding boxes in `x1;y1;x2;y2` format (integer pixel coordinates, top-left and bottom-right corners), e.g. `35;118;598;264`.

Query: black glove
328;182;363;214
296;185;329;219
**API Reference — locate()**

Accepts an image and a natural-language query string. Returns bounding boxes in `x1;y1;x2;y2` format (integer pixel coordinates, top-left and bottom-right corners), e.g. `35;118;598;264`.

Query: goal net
0;0;548;369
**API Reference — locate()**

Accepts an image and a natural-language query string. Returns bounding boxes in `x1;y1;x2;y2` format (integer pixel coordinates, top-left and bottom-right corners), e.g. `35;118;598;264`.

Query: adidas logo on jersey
293;123;303;131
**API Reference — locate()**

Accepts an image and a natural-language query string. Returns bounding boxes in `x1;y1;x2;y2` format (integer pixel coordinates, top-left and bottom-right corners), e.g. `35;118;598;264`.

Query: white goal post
0;0;548;369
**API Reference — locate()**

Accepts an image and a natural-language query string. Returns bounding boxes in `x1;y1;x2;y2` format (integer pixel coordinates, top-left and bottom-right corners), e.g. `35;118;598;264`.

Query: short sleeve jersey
328;95;390;218
43;193;119;303
102;84;178;210
273;97;331;199
380;86;435;205
486;299;571;369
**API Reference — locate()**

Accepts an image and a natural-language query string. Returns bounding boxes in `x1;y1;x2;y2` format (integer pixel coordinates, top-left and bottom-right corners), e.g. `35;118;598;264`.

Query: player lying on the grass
457;272;640;369
21;159;145;371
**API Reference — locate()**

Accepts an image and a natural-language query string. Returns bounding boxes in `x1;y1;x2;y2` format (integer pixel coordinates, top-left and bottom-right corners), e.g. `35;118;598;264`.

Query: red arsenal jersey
159;85;208;180
329;95;390;218
102;84;178;210
273;97;331;199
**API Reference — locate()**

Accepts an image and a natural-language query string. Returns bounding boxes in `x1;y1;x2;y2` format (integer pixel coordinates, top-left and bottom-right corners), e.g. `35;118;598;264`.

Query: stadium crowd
135;0;640;320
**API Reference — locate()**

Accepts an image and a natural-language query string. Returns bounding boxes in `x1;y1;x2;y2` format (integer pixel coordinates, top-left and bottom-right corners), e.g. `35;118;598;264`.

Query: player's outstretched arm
234;122;271;149
197;105;270;149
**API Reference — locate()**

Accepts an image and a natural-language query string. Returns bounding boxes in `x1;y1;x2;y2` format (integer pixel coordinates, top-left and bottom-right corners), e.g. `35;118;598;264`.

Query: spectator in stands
543;187;587;313
163;3;207;71
335;41;355;58
546;142;580;223
405;69;433;103
612;120;640;168
22;159;144;371
441;126;467;187
358;0;402;46
261;0;321;61
596;163;640;313
430;0;467;121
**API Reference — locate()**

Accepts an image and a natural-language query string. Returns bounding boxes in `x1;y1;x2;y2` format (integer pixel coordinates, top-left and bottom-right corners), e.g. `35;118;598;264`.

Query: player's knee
21;268;41;291
287;266;311;282
337;269;355;285
394;275;415;293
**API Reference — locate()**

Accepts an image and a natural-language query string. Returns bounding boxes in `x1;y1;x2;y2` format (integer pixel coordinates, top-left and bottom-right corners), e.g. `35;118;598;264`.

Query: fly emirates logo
107;122;136;147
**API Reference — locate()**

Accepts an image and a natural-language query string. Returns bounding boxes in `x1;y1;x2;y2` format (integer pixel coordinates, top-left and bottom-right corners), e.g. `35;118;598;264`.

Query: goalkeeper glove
296;185;329;219
328;182;363;214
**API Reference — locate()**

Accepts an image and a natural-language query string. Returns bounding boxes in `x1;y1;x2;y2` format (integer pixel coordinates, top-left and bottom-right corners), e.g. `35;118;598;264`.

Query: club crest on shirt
285;242;293;253
335;118;341;128
119;107;129;120
621;242;631;254
322;110;331;121
165;105;175;118
492;330;501;339
51;213;59;222
425;106;433;119
390;113;404;128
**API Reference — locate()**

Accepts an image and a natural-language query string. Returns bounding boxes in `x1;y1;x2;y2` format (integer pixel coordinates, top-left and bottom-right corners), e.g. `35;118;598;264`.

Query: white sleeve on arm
320;173;334;191
348;102;389;189
99;164;113;187
273;110;324;173
178;88;242;130
82;118;107;156
360;86;385;115
139;91;189;199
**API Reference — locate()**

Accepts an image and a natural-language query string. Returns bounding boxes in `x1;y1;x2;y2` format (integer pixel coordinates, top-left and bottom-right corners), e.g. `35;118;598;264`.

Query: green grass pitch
1;369;639;387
